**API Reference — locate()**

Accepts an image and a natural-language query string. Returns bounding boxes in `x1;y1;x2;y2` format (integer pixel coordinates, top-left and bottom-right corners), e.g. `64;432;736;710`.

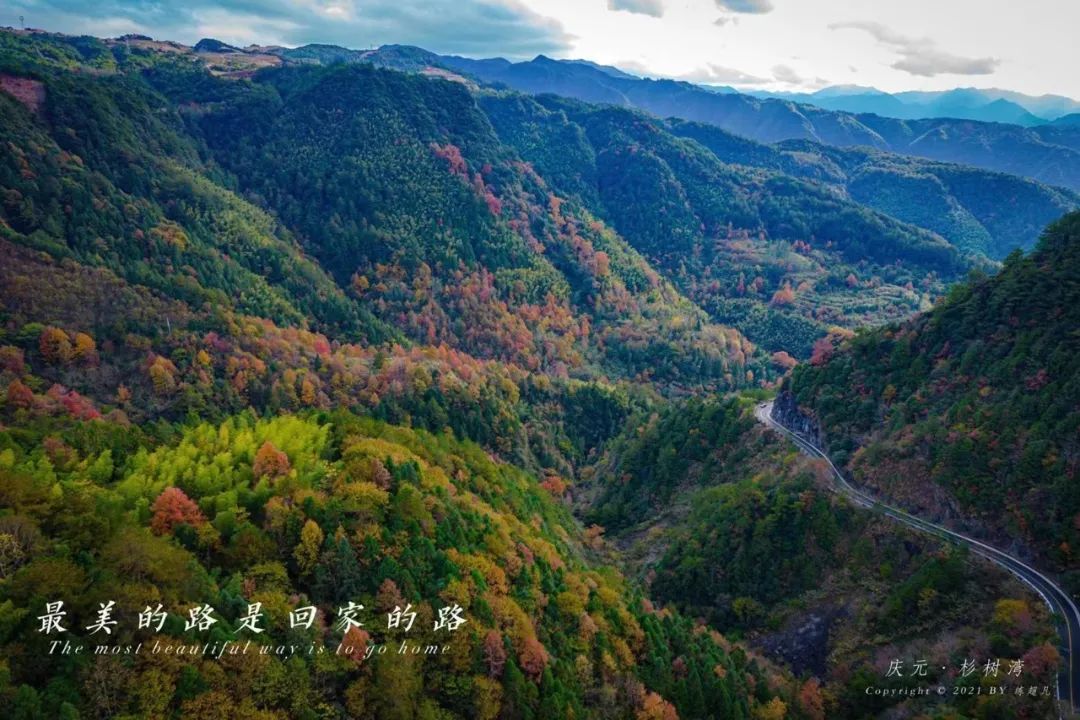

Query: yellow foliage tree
39;326;73;364
753;697;787;720
294;519;323;575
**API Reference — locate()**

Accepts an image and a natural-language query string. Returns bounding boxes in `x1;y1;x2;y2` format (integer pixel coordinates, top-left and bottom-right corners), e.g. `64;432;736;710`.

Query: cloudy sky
4;0;1077;97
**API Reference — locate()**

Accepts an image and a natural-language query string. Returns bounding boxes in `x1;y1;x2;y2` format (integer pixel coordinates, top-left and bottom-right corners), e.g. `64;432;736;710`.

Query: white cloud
617;59;768;85
715;0;772;13
771;64;802;84
677;63;769;85
830;21;999;77
8;0;1080;97
607;0;664;18
5;0;573;57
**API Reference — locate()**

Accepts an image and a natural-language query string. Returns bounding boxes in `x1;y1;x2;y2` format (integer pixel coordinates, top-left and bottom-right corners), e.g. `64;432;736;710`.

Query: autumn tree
771;351;797;371
483;630;507;678
0;346;24;373
376;578;404;613
993;598;1034;636
73;332;97;364
39;326;73;364
809;334;840;366
753;697;787;720
369;458;392;490
637;692;679;720
294;519;323;575
539;475;568;497
0;533;27;579
1021;643;1060;678
341;626;370;666
147;355;178;395
797;678;825;720
150;487;206;535
253;441;291;481
473;675;503;720
770;284;796;307
519;636;549;679
6;380;34;410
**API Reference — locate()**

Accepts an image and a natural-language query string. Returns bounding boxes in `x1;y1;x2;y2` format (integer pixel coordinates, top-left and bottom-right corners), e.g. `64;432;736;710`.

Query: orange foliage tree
150;487;206;535
39;326;73;364
637;691;679;720
253;441;291;481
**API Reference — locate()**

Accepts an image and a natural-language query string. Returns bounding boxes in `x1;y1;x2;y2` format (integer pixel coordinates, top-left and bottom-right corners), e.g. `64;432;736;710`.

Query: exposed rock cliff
770;390;821;443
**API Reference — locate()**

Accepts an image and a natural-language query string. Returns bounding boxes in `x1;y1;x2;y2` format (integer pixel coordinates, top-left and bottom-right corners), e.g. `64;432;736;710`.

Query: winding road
755;400;1079;717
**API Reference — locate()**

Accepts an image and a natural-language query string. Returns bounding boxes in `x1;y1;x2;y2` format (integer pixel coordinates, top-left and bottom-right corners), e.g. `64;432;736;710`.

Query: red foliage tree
519;636;549;679
770;351;797;371
809;336;837;366
1021;643;1061;678
151;487;206;535
6;380;34;410
57;388;101;421
483;630;507;678
341;626;371;666
797;678;825;720
431;143;468;178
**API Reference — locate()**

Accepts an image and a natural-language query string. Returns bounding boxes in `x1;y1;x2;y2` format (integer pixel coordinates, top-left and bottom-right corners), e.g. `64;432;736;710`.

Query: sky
4;0;1078;98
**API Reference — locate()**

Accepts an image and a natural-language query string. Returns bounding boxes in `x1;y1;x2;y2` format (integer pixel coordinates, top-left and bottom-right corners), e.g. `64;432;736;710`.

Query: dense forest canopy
788;212;1080;585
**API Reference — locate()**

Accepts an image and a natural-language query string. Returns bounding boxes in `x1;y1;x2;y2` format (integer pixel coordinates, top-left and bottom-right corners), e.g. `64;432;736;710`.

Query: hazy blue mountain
757;86;1080;126
393;52;1080;191
1051;113;1080;127
892;88;1046;125
757;87;1042;125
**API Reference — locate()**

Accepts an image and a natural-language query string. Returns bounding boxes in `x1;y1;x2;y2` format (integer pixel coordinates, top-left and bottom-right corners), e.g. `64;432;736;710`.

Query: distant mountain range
158;39;1080;192
336;47;1080;193
178;37;1080;127
748;86;1080;127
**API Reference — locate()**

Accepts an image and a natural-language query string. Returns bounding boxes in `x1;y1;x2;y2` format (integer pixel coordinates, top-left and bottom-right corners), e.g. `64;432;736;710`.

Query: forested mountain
403;51;1080;193
139;32;1080;360
785;212;1080;586
2;30;769;398
481;93;1008;357
8;30;1072;365
581;396;1061;719
665;120;1079;261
